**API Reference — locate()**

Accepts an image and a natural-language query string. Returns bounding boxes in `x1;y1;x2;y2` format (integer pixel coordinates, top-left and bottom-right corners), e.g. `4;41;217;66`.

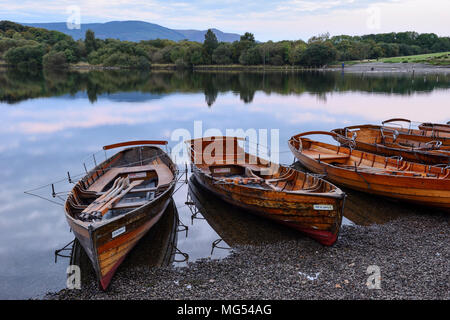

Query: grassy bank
336;52;450;67
380;51;450;65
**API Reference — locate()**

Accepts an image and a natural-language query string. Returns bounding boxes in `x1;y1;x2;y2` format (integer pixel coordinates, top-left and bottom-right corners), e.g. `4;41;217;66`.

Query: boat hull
289;142;450;210
65;183;174;290
192;168;344;246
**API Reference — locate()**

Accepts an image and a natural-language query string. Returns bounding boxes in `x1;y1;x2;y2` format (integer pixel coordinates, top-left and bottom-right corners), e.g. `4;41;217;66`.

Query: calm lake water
0;69;449;299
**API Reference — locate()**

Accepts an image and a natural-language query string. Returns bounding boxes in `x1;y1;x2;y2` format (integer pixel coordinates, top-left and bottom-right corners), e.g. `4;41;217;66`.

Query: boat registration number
214;168;231;173
112;226;126;238
313;204;334;211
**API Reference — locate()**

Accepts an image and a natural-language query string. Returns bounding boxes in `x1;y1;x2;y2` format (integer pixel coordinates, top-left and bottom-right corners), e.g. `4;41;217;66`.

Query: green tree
85;29;97;55
288;42;307;65
43;51;68;69
190;48;204;65
299;43;337;67
212;43;233;64
4;44;45;69
239;47;262;65
203;29;219;63
431;38;450;52
231;33;256;63
240;32;255;43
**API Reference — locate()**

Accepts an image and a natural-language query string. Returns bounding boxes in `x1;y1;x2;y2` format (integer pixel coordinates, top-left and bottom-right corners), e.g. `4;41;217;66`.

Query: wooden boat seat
303;150;350;161
112;200;147;210
154;164;175;186
128;187;158;194
87;163;174;193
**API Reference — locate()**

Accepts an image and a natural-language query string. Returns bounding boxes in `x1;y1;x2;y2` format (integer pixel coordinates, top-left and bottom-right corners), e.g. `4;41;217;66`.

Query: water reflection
290;163;422;226
1;69;449;105
342;187;420;226
186;177;300;248
68;198;187;288
187;171;420;241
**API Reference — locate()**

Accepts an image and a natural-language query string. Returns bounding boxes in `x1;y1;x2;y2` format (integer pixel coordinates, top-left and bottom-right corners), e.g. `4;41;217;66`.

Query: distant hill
23;21;241;43
175;28;240;43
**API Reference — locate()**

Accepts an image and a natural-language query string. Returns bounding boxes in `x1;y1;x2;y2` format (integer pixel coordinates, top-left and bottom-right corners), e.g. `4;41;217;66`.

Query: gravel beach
46;210;449;300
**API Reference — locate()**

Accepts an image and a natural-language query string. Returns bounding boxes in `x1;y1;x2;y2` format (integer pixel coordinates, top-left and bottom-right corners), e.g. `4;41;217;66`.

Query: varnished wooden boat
289;131;450;210
418;122;450;134
185;136;345;246
64;141;177;290
69;199;179;287
382;118;450;135
333;124;450;148
381;118;450;142
332;125;450;165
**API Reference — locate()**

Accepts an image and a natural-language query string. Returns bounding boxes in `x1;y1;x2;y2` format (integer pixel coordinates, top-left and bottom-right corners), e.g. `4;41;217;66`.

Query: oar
95;177;123;203
82;177;128;214
97;180;144;215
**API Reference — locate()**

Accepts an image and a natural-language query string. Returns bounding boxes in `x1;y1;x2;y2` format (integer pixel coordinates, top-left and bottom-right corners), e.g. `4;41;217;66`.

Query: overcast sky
1;0;449;41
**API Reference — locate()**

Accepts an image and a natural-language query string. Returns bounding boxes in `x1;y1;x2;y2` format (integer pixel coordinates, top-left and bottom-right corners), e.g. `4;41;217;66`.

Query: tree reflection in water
1;69;449;105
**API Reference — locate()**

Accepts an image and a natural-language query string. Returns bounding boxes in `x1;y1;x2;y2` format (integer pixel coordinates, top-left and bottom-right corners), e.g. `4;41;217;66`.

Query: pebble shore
46;211;449;300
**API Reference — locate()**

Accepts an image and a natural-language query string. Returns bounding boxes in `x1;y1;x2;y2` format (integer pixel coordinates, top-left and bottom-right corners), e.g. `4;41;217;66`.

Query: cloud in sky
0;0;449;41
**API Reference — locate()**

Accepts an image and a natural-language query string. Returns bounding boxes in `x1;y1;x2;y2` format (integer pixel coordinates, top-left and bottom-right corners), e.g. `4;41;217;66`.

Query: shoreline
66;62;449;74
2;61;448;74
45;211;449;300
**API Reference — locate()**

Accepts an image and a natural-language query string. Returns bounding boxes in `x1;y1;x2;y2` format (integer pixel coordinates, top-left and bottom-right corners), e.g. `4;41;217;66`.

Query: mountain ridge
22;20;242;43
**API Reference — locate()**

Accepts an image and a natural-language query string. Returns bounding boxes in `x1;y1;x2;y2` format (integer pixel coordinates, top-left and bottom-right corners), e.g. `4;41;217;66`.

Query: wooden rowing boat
382;118;450;135
64;140;177;290
333;124;450;148
288;131;450;210
381;118;450;141
69;198;179;287
418;122;450;134
185;136;345;246
332;125;450;165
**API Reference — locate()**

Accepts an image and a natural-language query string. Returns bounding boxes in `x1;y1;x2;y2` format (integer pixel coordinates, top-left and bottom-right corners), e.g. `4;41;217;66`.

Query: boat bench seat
154;164;174;186
303;150;350;161
112;200;147;210
88;163;174;193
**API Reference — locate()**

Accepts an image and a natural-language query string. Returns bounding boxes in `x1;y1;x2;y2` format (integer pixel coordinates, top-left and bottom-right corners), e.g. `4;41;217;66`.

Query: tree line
1;20;449;70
